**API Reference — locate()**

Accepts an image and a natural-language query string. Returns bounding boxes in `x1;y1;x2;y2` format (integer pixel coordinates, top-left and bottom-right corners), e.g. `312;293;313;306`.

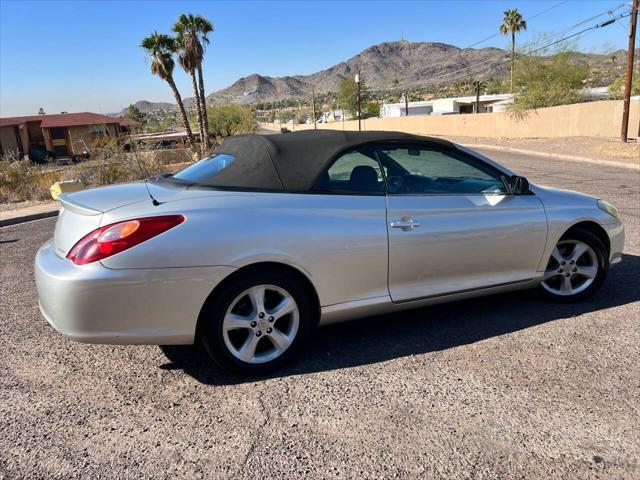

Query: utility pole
312;87;317;130
404;93;409;116
621;0;638;142
475;81;481;114
355;71;362;131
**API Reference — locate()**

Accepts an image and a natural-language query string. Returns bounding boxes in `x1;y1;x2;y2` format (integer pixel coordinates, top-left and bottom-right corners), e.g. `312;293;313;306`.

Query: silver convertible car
35;131;624;373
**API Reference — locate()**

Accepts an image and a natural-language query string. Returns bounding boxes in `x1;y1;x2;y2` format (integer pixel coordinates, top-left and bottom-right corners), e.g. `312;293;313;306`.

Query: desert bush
608;72;640;100
0;138;197;204
0;153;60;203
511;41;588;113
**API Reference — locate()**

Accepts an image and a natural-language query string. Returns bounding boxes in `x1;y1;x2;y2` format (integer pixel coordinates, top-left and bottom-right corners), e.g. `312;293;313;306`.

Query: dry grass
0;138;198;204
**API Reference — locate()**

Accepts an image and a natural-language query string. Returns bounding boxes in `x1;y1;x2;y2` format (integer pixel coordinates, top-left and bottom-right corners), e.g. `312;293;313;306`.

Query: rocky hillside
206;41;510;104
127;41;629;109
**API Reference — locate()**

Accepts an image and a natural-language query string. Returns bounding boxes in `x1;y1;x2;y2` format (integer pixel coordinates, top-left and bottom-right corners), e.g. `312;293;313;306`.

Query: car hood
530;183;598;207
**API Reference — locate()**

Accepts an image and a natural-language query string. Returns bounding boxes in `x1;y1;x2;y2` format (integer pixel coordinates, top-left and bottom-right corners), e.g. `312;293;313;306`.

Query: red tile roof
0;112;135;128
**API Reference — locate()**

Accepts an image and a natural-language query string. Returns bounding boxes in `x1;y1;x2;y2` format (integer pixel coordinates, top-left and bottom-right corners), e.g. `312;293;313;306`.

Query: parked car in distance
35;131;625;374
28;147;56;164
154;139;175;150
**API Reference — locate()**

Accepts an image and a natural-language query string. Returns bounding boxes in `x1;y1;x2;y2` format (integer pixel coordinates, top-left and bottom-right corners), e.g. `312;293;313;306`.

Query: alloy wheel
541;239;598;296
222;284;300;364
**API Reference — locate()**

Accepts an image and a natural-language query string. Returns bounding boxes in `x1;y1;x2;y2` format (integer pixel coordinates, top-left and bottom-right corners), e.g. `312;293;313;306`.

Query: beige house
0;112;135;159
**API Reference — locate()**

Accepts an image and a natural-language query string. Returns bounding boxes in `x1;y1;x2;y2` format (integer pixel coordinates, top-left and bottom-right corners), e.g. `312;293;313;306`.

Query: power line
518;2;628;52
348;0;577;102
464;0;570;50
445;0;572;85
322;2;631;110
492;13;630;71
398;5;630;90
383;9;631;92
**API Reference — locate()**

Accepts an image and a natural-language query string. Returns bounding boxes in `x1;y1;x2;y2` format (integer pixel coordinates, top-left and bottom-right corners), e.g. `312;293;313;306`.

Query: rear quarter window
172;153;235;182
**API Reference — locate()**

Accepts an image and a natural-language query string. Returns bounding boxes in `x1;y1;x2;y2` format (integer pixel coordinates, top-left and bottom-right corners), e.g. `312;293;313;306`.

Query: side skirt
319;278;540;326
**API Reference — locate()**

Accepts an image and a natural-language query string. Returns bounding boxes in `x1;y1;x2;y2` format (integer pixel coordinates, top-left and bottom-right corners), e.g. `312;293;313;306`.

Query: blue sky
0;0;633;116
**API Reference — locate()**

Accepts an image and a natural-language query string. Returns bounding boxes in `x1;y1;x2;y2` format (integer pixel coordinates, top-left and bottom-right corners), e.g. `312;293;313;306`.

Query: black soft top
196;130;454;192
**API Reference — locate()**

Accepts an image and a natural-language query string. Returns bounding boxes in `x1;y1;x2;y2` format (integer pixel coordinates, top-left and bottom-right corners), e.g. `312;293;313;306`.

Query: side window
313;148;384;193
376;144;507;195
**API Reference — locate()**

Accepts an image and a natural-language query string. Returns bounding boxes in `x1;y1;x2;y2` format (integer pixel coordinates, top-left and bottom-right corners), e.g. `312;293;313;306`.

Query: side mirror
505;175;530;195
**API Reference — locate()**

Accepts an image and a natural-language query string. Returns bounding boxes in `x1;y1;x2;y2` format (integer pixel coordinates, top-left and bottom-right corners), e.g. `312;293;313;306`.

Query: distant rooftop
0;112;135;128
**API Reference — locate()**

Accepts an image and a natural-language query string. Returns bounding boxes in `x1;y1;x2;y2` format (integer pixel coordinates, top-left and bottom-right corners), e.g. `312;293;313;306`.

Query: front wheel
198;270;313;374
539;228;608;302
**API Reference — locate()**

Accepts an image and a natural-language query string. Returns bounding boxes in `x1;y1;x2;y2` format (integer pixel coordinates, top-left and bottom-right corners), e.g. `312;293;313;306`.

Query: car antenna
144;178;161;206
130;134;161;206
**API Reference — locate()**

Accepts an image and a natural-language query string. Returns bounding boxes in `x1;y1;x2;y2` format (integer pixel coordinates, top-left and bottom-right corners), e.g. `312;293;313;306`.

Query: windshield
172;153;236;182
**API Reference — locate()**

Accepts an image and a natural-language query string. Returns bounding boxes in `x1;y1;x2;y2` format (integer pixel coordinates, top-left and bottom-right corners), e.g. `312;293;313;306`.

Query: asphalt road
1;149;639;479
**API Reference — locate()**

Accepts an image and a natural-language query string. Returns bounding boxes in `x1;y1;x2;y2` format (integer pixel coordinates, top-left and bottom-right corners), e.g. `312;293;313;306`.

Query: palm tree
500;8;527;93
173;13;214;148
141;32;194;145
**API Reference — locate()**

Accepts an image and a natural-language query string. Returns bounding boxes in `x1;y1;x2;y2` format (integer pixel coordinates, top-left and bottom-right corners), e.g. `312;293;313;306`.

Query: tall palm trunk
197;65;210;148
510;31;515;93
189;70;206;147
167;77;194;145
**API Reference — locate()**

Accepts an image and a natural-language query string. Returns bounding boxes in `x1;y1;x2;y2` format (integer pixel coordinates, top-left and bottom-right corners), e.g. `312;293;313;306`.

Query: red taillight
66;215;185;265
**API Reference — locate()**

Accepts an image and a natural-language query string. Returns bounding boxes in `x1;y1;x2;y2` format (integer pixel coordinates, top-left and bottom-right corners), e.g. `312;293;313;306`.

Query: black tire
197;269;314;375
538;227;608;303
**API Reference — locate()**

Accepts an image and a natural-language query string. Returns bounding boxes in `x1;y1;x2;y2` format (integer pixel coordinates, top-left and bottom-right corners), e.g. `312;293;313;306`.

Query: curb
0;208;59;228
465;143;640;171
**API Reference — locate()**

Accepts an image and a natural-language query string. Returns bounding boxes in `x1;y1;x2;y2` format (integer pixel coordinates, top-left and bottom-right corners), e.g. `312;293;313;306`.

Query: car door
377;142;548;302
307;145;390;306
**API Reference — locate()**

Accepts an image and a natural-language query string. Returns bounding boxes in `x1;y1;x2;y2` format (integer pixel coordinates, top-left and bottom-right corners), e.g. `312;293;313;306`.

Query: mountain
127;41;631;109
206;41;510;104
121;100;177;115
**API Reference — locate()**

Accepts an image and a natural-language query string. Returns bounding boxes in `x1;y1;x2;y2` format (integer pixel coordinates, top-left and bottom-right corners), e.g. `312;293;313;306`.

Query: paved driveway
1;149;638;479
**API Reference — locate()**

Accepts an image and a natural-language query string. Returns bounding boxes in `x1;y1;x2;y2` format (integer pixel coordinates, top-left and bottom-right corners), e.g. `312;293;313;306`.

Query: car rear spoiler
57;194;102;216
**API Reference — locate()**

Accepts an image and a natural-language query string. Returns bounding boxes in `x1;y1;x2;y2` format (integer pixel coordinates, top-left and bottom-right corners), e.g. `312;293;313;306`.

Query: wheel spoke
575;265;597;279
570;242;588;263
560;275;573;295
223;313;253;331
248;286;265;315
268;329;292;351
269;297;295;320
543;269;561;281
237;334;260;362
551;247;564;264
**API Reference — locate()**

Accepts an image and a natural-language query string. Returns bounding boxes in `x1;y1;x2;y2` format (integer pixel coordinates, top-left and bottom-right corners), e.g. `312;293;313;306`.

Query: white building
318;109;349;123
381;94;515;118
380;100;434;118
580;86;611;100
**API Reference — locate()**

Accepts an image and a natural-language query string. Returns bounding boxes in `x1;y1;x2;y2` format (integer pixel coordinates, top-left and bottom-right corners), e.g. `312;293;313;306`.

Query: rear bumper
34;240;235;344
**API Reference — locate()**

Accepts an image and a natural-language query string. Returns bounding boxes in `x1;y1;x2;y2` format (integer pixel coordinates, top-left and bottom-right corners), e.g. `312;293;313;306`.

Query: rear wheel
539;228;608;302
198;270;313;374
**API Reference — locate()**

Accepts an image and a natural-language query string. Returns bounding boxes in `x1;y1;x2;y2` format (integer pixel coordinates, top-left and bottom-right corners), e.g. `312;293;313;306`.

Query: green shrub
206;104;258;139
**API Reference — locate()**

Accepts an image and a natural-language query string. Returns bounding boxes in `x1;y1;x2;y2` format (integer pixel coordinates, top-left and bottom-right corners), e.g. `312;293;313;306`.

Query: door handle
390;217;421;231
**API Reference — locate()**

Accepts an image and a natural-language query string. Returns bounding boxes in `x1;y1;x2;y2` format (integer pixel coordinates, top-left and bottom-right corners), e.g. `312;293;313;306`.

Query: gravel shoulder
1;151;639;479
450;136;640;165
